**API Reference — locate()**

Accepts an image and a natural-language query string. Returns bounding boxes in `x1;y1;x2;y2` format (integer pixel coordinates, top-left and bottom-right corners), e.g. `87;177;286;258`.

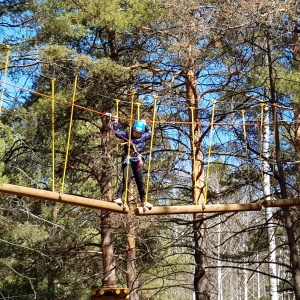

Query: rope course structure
1;46;300;215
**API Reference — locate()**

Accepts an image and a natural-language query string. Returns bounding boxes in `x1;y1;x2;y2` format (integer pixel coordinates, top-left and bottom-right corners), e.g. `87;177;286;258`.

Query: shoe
114;198;123;206
142;201;153;209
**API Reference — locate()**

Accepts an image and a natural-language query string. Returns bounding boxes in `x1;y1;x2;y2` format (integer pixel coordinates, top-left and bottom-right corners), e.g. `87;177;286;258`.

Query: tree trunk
193;216;210;300
126;187;139;300
100;115;116;287
185;47;209;300
266;37;300;299
262;103;278;300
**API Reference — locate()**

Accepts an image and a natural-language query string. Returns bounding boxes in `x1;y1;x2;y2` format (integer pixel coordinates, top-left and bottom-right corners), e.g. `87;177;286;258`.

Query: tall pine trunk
267;38;300;299
127;186;139;300
185;47;210;300
100;115;116;287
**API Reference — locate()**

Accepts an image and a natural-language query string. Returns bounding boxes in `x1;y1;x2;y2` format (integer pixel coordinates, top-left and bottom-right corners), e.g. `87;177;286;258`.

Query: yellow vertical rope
115;99;120;118
136;102;141;120
124;91;135;205
51;78;56;192
145;96;158;203
61;71;79;194
0;45;12;113
204;101;216;205
189;106;197;205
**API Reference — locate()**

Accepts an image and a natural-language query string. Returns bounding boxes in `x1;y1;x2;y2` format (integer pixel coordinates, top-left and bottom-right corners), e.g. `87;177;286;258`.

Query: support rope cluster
0;45;292;212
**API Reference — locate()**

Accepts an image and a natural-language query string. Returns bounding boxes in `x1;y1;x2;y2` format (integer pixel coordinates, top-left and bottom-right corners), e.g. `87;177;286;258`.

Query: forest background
1;0;300;299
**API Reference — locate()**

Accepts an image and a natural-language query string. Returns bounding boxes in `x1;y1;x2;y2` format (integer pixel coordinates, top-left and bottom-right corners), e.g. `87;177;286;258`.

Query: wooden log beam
0;183;127;214
3;184;300;215
135;203;262;216
263;198;300;208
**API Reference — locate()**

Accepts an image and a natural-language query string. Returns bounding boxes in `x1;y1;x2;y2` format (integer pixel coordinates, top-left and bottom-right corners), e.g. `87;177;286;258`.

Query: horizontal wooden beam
262;198;300;208
135;203;262;216
2;184;300;216
0;183;127;214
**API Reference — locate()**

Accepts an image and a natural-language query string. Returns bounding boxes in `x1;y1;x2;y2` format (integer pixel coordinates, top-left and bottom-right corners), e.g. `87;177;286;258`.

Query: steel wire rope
0;79;296;129
1;57;298;113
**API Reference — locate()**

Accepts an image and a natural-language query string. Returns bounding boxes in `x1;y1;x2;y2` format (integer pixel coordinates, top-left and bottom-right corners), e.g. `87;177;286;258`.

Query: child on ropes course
110;115;153;209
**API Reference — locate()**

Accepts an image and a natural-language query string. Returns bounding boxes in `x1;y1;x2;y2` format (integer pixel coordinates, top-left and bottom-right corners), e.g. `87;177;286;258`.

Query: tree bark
100;115;116;287
126;186;139;300
185;46;209;300
267;37;300;299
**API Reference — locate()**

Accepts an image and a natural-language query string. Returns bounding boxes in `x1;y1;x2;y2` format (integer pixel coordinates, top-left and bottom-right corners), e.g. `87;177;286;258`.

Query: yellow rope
124;91;135;205
241;110;247;147
136;102;141;120
145;96;158;203
61;71;79;194
115;99;120;118
51;78;56;192
204;101;216;205
189;106;197;205
0;45;12;113
241;109;253;198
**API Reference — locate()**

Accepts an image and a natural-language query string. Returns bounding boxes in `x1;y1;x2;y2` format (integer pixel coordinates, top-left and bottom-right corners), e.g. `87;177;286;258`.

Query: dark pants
117;162;145;202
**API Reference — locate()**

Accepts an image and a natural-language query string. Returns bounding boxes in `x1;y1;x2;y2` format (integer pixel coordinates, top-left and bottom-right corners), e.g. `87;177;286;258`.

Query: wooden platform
91;288;129;299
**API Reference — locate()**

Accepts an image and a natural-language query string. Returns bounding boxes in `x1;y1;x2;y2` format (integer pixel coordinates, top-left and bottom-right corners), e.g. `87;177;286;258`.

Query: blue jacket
112;123;151;162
